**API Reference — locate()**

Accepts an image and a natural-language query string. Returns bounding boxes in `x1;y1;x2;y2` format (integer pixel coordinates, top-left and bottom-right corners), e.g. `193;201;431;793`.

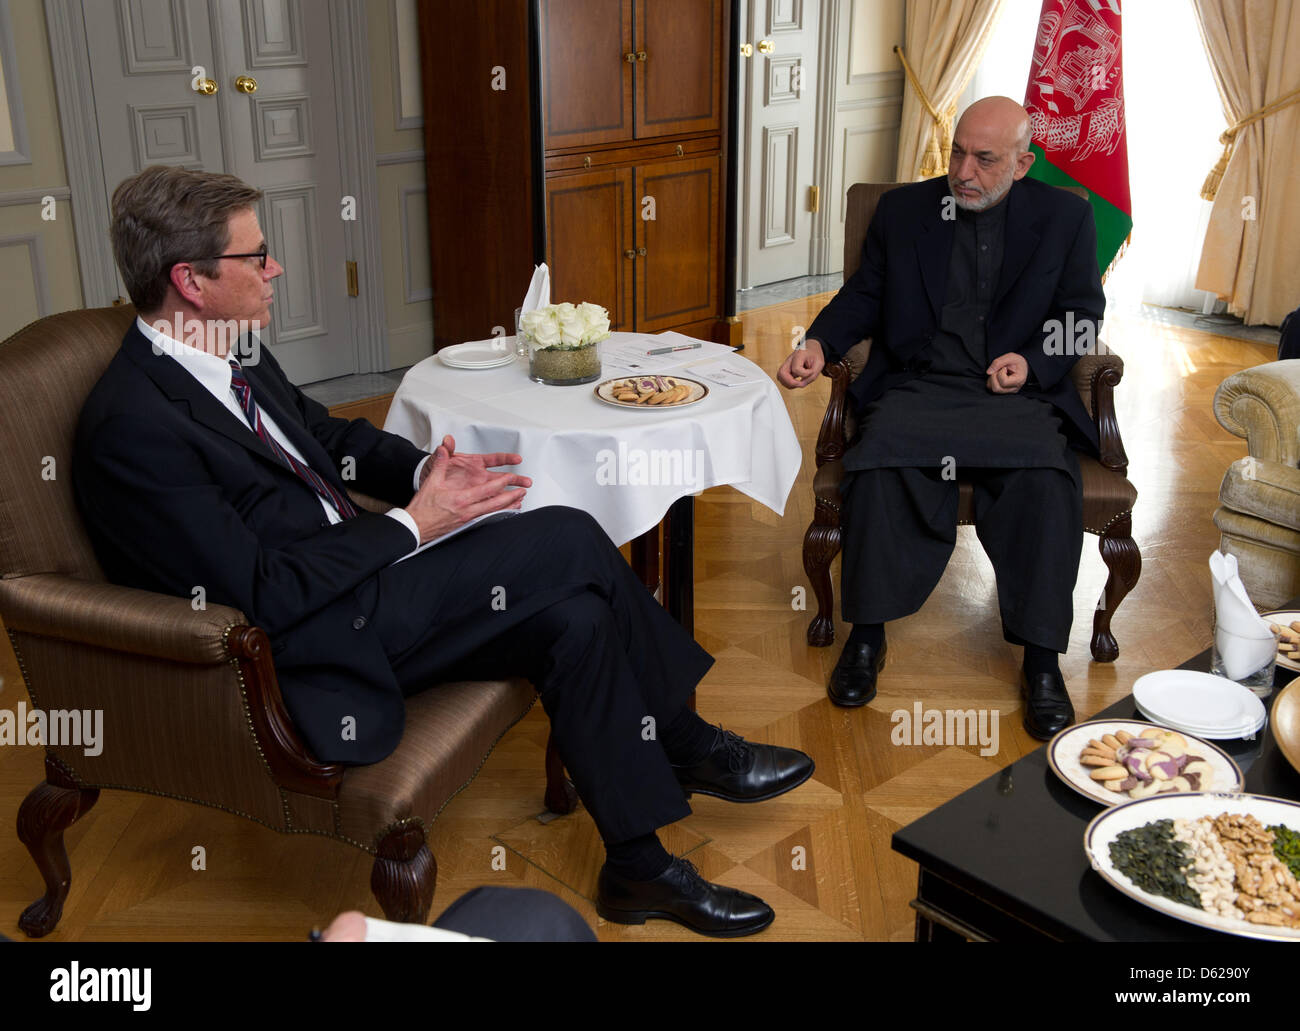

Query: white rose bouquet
519;302;611;351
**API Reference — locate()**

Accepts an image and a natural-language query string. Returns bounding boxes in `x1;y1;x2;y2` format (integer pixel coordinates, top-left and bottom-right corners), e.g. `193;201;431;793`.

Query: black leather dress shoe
827;639;887;707
1019;667;1075;739
672;728;814;803
596;857;775;937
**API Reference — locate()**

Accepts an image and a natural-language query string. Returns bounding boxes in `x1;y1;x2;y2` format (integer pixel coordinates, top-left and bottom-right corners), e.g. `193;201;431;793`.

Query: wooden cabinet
420;0;736;348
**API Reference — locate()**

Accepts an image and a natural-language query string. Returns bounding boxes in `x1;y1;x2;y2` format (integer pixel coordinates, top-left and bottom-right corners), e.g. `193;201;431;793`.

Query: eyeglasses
196;242;270;269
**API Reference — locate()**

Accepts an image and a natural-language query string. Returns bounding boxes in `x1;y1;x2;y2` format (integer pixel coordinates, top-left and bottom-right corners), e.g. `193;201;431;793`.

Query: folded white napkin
520;264;551;314
1210;550;1276;680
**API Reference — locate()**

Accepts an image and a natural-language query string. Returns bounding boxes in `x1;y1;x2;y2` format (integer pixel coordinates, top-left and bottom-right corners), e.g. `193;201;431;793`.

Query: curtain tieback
894;45;956;178
1201;84;1300;200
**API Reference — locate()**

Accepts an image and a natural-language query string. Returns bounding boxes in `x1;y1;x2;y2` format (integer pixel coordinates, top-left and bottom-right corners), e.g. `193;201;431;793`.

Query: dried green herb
1109;819;1202;909
1268;823;1300;880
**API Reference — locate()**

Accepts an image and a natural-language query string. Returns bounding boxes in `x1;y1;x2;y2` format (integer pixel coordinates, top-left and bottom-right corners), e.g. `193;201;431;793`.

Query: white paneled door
738;0;819;289
84;0;356;384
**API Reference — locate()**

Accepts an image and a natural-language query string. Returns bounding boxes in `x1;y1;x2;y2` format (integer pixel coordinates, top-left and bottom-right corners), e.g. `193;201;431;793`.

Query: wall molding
810;0;841;275
0;0;31;165
398;182;431;304
376;148;425;166
0;232;51;316
389;0;422;131
0;185;71;207
330;0;386;372
43;0;118;306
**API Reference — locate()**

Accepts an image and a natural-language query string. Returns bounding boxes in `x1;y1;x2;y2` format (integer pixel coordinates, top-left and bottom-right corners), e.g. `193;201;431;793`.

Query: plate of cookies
1047;719;1243;807
1262;610;1300;673
595;376;708;409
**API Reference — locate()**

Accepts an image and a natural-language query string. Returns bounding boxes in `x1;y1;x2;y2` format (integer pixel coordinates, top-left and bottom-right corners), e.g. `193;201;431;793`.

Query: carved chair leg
1091;514;1141;663
544;731;578;815
17;757;100;938
371;821;436;924
804;500;843;647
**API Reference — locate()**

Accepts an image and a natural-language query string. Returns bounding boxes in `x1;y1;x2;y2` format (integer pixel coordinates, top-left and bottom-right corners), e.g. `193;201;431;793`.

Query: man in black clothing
73;165;814;938
778;97;1106;739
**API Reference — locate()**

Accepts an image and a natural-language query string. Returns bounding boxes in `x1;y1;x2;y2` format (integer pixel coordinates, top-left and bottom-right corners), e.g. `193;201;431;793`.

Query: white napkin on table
520;264;551;314
1209;550;1276;680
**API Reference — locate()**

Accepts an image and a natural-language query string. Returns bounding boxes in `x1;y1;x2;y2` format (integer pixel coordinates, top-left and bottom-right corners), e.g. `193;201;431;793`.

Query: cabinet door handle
625;52;637;63
637;247;647;257
636;51;647;62
624;249;637;259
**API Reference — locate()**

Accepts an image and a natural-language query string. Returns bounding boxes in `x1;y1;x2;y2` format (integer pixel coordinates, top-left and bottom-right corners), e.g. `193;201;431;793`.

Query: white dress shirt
137;317;423;550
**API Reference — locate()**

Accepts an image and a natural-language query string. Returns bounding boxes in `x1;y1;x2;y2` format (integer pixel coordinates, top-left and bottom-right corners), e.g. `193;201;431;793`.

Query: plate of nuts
1263;610;1300;672
595;376;708;409
1047;719;1243;806
1084;792;1300;939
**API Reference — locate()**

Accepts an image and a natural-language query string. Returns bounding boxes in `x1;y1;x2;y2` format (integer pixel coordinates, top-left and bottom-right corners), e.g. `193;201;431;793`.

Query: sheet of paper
681;356;766;387
392;509;521;564
601;333;737;374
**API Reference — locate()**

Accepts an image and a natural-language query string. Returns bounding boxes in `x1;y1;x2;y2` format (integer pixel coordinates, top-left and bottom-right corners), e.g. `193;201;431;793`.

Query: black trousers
839;463;1083;652
359;506;711;844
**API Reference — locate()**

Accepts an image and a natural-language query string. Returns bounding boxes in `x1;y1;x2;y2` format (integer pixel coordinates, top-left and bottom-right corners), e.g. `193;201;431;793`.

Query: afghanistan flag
1023;0;1132;277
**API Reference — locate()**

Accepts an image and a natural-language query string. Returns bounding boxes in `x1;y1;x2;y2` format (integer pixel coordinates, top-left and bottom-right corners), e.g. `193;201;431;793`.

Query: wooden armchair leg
1091;514;1141;663
544;731;578;815
17;757;100;938
371;821;436;924
804;501;842;647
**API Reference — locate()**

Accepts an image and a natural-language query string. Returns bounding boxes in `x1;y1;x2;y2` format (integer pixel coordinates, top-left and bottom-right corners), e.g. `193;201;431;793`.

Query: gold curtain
894;0;1008;183
1192;0;1300;326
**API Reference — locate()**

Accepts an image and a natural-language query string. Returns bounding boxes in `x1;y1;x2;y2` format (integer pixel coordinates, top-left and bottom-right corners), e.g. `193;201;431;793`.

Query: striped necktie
228;358;358;519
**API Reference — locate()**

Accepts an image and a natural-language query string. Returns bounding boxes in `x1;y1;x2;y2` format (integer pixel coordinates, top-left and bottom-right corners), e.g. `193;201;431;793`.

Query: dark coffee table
890;632;1300;941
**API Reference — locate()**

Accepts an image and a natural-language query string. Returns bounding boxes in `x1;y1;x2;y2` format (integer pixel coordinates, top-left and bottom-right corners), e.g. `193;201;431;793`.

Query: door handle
758;39;775;55
194;78;218;95
740;42;753;58
235;75;258;94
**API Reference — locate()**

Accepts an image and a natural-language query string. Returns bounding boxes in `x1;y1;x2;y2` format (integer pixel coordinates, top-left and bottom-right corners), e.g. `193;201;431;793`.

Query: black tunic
843;196;1076;477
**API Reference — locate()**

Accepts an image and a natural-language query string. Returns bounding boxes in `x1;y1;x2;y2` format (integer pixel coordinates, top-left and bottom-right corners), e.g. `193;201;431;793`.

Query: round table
383;335;802;547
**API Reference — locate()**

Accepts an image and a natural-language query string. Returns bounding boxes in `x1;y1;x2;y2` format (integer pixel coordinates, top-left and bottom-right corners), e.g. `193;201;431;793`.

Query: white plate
1084;792;1300;941
1133;699;1266;741
594;376;708;409
438;340;516;369
1262;610;1300;673
1047;720;1243;806
1133;669;1266;736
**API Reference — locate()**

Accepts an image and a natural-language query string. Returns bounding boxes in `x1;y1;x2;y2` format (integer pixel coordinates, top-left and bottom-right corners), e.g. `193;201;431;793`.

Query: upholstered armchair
1213;359;1300;608
0;305;576;938
802;183;1141;662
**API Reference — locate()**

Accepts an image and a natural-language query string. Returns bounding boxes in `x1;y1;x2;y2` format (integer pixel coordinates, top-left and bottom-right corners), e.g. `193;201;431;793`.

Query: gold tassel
1201;85;1300;200
895;45;950;178
1200;134;1232;201
1100;231;1131;286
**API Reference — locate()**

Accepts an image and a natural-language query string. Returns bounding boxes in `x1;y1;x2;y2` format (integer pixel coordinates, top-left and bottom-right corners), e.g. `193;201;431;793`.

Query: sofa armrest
0;573;343;800
0;573;245;662
815;339;872;468
1214;360;1300;465
1220;456;1300;532
1070;352;1128;473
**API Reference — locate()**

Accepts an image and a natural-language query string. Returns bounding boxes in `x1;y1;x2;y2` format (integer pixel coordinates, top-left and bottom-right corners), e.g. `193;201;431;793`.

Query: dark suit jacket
73;323;429;764
806;175;1106;455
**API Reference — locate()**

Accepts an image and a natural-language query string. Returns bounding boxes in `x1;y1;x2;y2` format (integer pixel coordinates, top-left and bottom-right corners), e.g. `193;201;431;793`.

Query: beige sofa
1213;359;1300;608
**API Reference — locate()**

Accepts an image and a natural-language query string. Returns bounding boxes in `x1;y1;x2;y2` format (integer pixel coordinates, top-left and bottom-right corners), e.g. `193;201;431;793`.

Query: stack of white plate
1131;669;1267;739
437;340;516;370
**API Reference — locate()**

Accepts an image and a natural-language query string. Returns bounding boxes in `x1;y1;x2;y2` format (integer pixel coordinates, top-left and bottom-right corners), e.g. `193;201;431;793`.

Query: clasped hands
777;339;1029;394
404;434;529;544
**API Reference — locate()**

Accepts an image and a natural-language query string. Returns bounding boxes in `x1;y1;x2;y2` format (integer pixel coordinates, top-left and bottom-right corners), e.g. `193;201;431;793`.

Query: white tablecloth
383;335;803;546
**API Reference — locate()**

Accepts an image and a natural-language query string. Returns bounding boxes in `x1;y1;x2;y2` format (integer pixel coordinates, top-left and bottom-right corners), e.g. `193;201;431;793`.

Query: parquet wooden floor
0;301;1274;941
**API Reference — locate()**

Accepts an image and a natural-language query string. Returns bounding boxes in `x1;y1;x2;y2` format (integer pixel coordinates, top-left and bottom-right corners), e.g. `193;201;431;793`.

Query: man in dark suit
73;165;814;937
779;97;1105;739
